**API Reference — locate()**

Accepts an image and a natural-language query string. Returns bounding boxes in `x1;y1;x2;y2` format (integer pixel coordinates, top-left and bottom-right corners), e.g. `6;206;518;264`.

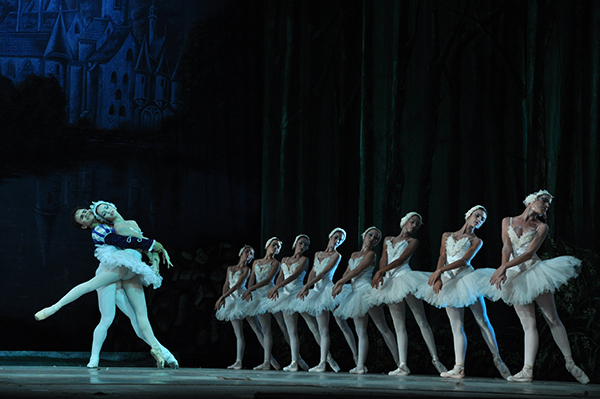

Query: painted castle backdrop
0;0;183;129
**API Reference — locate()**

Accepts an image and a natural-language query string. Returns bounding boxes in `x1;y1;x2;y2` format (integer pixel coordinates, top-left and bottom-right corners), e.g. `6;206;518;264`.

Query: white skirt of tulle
244;284;274;316
95;245;162;289
481;256;581;306
334;281;372;319
414;267;493;308
216;292;248;321
265;282;304;314
365;267;428;307
292;280;346;317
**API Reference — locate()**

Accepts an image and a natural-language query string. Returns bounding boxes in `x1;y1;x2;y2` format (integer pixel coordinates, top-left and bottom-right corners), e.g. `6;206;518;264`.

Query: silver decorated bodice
385;239;412;275
280;261;305;294
348;256;373;289
228;269;247;298
312;255;336;291
443;235;473;278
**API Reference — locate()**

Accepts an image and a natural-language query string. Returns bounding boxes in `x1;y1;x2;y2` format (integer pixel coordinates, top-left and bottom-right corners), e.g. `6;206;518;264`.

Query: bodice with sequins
228;269;246;298
348;256;373;288
279;261;305;293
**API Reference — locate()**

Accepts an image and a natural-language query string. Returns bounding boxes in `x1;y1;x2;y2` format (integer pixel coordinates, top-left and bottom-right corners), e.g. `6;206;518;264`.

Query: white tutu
334;282;372;319
415;267;493;308
216;291;249;321
293;279;345;316
245;284;275;316
365;264;428;306
94;245;162;289
266;279;304;314
482;256;581;306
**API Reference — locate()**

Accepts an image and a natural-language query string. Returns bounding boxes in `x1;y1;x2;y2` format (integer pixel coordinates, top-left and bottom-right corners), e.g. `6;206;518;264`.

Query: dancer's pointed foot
309;361;326;373
283;361;298;372
493;355;511;380
253;361;270;371
298;358;309;371
507;365;532;383
34;306;58;321
227;360;242;370
349;365;367;374
326;353;340;373
86;359;99;369
270;355;281;370
441;364;464;379
566;358;589;385
162;350;179;369
150;348;165;369
388;363;410;376
432;358;447;374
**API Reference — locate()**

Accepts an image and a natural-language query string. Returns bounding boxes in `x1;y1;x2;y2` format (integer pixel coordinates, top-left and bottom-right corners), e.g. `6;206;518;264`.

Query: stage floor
0;366;596;399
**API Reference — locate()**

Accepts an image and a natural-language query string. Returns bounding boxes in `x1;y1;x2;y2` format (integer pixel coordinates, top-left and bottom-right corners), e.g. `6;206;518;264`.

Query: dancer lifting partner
488;190;589;384
35;201;174;368
416;205;510;380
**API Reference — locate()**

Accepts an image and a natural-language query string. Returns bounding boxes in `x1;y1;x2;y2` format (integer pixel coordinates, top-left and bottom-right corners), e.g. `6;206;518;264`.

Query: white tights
388;295;440;364
334;315;358;362
90;281;174;364
45;267;161;351
514;292;572;367
445;296;500;365
367;305;399;364
231;318;245;361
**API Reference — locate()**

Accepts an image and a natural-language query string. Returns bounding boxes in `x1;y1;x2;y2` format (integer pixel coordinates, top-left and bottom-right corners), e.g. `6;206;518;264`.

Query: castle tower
102;0;130;26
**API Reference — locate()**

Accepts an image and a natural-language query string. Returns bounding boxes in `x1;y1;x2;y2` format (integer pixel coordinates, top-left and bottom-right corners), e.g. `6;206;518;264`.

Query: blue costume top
91;224;155;251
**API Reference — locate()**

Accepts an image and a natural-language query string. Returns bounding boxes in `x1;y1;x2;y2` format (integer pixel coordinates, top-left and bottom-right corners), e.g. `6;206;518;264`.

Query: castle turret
154;47;169;109
134;37;151;106
170;54;183;110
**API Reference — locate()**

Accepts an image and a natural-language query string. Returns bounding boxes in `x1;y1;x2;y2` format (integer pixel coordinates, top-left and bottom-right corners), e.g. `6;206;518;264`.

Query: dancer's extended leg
309;312;331;372
115;284;178;368
121;275;164;368
246;315;280;369
388;301;410;375
367;305;399;364
469;296;510;379
35;267;132;320
334;316;358;361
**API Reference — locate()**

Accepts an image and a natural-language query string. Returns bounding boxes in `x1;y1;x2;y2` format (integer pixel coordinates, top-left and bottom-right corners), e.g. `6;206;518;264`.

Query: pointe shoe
309;361;326;373
227;360;242;370
150;348;165;369
326;353;340;373
566;360;590;385
162;351;179;369
349;365;367;375
270;355;281;370
253;361;270;371
298;358;309;371
388;363;410;376
441;364;464;379
86;359;99;368
493;356;511;380
507;365;532;383
432;358;448;374
283;361;298;372
34;306;57;321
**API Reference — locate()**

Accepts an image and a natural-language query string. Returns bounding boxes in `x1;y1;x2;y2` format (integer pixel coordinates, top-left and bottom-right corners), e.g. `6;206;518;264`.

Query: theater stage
0;365;596;399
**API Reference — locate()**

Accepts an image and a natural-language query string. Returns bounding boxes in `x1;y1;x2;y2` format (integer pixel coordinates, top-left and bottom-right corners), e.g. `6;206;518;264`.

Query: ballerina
215;245;253;370
332;226;400;374
416;205;510;380
242;237;282;370
296;228;356;372
488;190;588;384
35;202;173;368
366;213;446;376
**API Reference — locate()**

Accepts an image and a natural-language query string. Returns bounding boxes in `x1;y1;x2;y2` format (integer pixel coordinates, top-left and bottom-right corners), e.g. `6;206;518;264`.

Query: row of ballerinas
214;190;589;384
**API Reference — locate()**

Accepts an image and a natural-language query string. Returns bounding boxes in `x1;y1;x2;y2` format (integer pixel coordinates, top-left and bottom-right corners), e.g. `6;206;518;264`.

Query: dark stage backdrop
0;0;598;382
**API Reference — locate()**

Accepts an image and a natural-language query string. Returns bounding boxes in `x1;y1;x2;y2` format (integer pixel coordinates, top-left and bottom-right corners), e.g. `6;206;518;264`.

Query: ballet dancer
242;237;282;370
367;213;446;376
215;245;253;369
488;190;589;384
296;228;356;372
332;226;400;374
417;205;510;379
